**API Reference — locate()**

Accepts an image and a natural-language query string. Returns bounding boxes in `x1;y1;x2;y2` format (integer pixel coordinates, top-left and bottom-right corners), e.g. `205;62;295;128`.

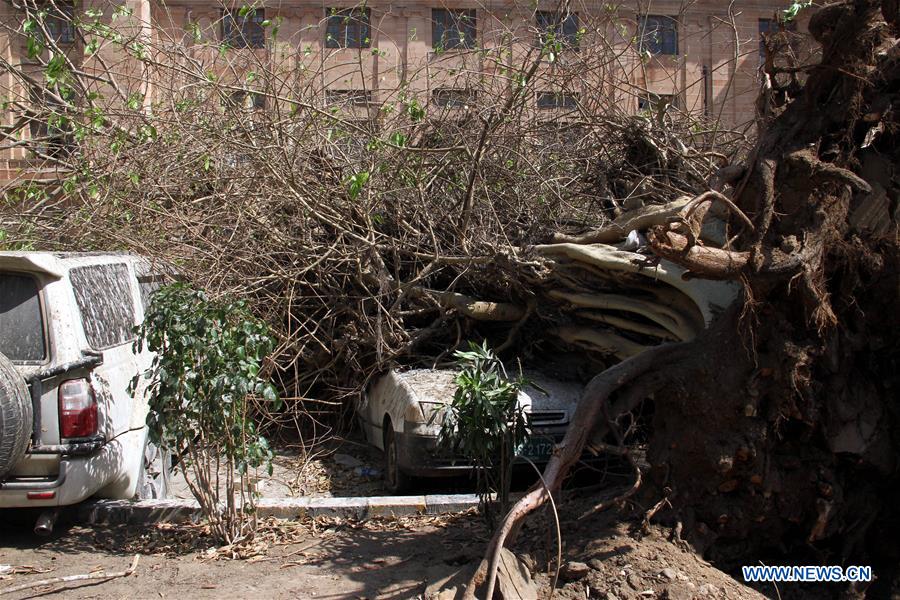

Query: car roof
0;251;148;278
394;369;458;403
392;368;583;408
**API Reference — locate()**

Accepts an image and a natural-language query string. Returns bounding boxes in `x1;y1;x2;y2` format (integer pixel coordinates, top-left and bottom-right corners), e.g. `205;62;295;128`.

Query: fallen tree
0;1;897;596
0;0;749;428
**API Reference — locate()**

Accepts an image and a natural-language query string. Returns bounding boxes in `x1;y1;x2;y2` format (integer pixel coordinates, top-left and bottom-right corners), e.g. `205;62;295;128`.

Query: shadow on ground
0;507;492;599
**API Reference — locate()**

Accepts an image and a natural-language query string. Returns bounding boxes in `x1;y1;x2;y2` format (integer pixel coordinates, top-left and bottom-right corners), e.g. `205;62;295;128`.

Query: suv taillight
59;379;97;438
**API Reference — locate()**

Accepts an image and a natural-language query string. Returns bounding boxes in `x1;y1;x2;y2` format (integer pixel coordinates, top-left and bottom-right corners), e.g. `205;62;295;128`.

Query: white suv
0;252;170;529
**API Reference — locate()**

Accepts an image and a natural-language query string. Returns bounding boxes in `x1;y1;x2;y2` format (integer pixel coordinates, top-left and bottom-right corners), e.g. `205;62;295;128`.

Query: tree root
578;441;642;519
550;197;692;245
683;190;755;236
784;150;872;194
548;290;696;341
536;244;740;325
551;325;649;359
416;289;526;321
576;310;678;341
647;228;751;279
464;343;687;600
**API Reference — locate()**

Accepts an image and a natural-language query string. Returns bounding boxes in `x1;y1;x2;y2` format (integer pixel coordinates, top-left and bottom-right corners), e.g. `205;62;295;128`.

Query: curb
78;494;481;525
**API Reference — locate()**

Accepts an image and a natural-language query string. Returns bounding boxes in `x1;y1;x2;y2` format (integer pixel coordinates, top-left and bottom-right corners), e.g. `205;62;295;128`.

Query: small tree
133;283;280;545
437;341;529;525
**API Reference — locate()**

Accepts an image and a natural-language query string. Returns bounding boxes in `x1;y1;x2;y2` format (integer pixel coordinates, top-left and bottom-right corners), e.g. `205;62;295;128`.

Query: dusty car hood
395;368;582;423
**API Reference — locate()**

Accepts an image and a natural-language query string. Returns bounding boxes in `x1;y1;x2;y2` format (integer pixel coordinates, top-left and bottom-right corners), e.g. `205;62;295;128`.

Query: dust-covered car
357;368;583;492
0;252;170;533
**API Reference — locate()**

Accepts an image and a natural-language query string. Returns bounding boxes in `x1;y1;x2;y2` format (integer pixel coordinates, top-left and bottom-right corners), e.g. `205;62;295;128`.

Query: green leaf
345;171;370;199
389;131;407;147
404;99;425;122
438;340;530;519
782;1;811;22
27;35;45;60
126;93;144;111
187;22;202;43
112;5;133;19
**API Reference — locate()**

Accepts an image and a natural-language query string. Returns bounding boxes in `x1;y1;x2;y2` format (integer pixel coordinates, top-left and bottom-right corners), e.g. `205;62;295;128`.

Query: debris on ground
2;510;774;599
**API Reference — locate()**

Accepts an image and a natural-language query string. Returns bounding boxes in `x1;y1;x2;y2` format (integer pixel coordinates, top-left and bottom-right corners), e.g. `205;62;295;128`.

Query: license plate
520;437;555;461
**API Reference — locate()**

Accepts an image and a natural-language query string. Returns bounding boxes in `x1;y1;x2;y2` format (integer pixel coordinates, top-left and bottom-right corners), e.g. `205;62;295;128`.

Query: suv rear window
70;264;136;350
0;272;46;362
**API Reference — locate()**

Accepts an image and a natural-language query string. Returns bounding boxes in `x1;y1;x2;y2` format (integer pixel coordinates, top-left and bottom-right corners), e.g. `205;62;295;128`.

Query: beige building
0;1;809;183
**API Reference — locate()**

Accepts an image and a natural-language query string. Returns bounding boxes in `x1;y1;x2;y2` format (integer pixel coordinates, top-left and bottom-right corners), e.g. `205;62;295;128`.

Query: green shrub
437;341;530;525
132;282;280;544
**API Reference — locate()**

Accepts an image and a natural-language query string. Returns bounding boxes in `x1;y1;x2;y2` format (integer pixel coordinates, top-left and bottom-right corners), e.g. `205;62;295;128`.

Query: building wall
0;0;812;184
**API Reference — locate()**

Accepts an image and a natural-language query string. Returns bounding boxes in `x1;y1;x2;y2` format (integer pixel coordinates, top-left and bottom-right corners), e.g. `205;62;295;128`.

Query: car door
129;264;162;430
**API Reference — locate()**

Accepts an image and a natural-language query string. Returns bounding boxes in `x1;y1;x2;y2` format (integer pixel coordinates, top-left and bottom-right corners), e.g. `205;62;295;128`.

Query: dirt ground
0;500;778;600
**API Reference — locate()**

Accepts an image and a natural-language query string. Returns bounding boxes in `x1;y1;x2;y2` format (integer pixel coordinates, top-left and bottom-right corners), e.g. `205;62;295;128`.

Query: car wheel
383;425;410;494
0;352;32;479
136;438;171;500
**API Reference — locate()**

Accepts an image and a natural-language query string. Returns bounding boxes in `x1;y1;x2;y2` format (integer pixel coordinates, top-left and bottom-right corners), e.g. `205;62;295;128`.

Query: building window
326;8;371;49
758;18;798;65
225;90;266;110
328;120;372;157
639;15;678;56
537;91;578;109
432;9;476;50
28;93;73;157
538;121;584;148
637;94;678;112
29;117;71;157
43;2;75;45
326;89;372;107
535;11;579;49
432;88;476;108
758;18;773;65
221;8;265;49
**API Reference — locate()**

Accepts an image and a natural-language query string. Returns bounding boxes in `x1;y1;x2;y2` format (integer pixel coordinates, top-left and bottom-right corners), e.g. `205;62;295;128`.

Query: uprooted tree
470;1;900;597
0;0;898;596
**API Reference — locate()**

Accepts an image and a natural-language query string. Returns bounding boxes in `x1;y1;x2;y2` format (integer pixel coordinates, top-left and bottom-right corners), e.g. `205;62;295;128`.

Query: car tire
135;438;171;500
383;425;410;494
0;352;32;480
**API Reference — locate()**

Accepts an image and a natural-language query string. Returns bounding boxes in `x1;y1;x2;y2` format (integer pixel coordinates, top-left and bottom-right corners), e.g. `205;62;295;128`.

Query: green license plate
520;437;555;461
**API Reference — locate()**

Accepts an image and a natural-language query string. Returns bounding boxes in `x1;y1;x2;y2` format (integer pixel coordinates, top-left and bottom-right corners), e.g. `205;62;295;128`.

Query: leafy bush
437;341;530;524
133;283;280;544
